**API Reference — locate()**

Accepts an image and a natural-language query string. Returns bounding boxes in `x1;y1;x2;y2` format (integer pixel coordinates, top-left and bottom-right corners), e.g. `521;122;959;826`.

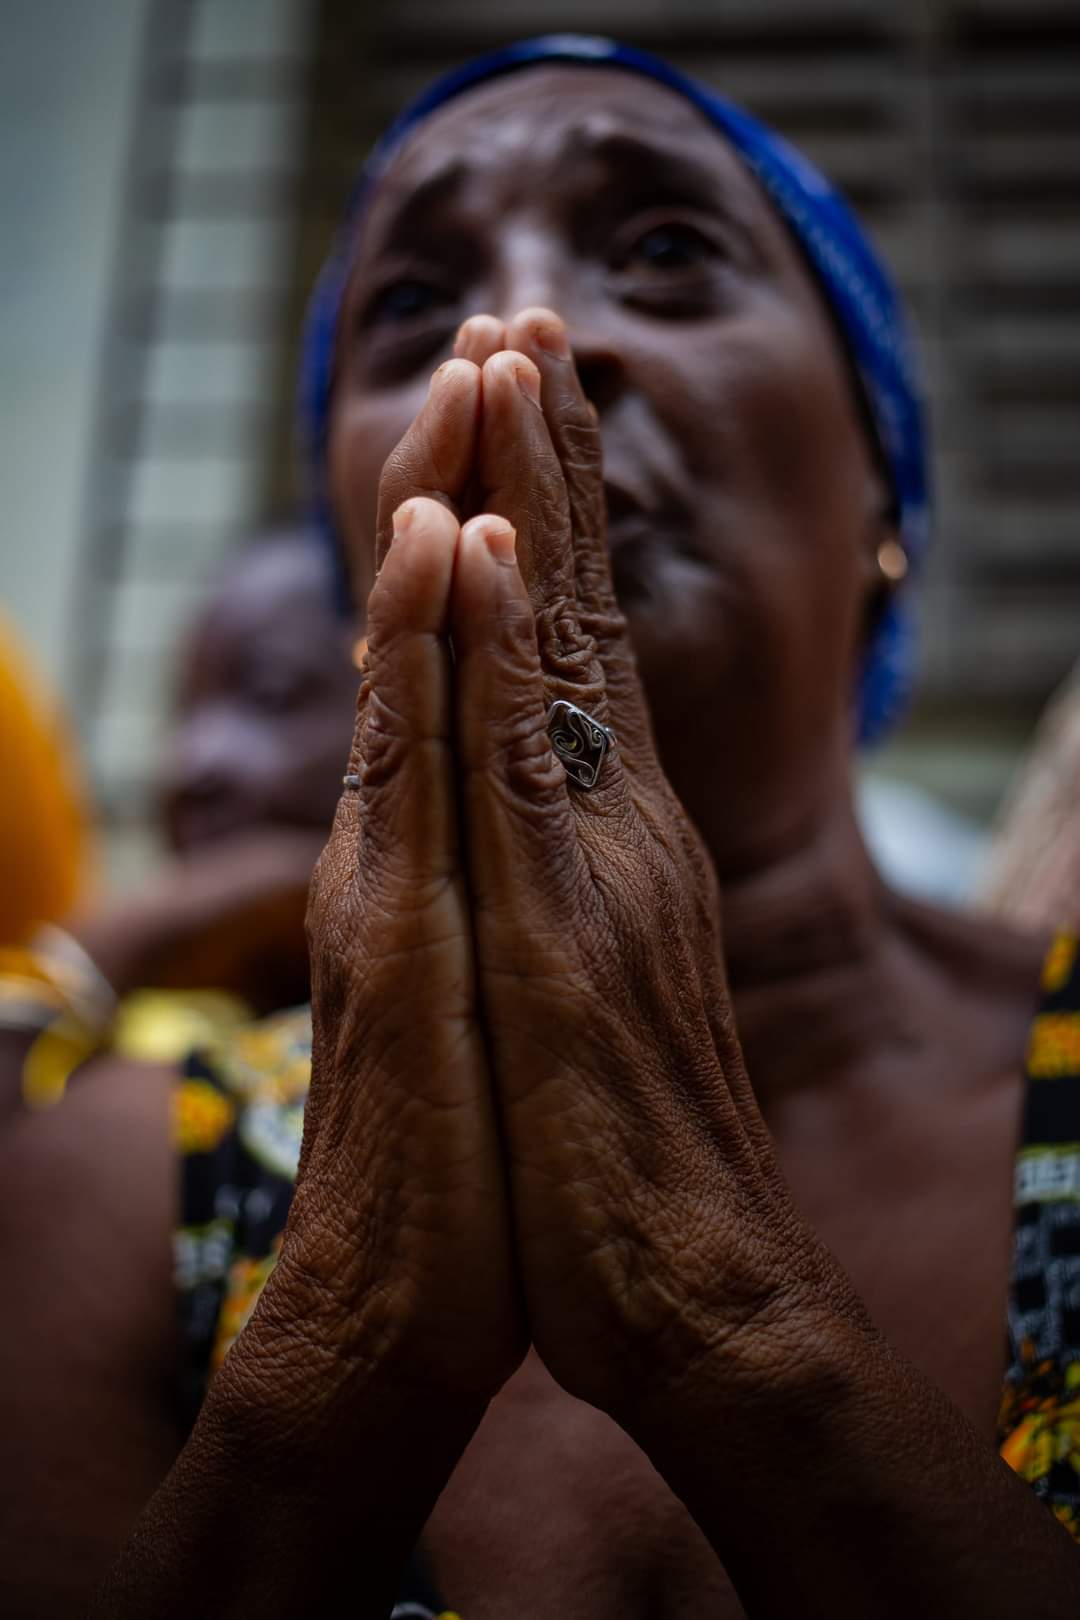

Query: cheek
327;386;426;605
668;312;869;611
628;311;874;737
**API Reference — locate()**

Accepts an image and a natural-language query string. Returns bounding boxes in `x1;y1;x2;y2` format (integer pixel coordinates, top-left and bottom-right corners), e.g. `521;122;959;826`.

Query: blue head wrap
299;35;930;745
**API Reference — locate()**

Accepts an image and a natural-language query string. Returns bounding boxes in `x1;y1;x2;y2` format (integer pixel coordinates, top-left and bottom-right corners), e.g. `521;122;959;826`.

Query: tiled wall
72;0;317;850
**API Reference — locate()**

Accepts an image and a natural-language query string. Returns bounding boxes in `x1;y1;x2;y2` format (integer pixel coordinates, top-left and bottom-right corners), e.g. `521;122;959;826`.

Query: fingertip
507;306;570;360
461;514;517;565
453;313;506;364
429;355;482;396
370;496;460;636
483;348;541;407
393;495;460;546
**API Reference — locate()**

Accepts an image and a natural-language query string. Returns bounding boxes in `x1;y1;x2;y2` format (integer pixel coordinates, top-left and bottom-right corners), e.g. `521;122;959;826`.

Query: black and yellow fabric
173;1006;310;1423
172;1008;460;1616
998;931;1080;1536
173;935;1080;1563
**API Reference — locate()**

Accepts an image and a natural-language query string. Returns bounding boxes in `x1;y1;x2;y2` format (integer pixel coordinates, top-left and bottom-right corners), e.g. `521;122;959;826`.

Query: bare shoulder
0;1055;181;1617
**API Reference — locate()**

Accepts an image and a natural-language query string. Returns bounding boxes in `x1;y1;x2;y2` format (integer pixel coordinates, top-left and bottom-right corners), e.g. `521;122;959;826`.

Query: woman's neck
709;780;1044;1114
709;779;921;1106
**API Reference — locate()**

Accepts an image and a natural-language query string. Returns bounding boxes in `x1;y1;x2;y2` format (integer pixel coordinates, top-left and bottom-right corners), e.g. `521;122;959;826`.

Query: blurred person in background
3;37;1080;1620
96;525;361;1057
1;527;358;1104
161;525;358;865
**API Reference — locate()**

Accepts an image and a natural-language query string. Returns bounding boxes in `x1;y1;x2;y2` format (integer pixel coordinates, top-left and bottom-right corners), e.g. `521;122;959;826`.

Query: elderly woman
5;37;1080;1620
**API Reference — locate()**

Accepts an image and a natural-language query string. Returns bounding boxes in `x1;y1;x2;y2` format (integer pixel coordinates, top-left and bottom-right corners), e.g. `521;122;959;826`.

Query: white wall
0;0;149;687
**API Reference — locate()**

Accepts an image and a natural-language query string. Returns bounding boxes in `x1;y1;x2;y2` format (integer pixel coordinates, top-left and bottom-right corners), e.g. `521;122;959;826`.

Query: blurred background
2;0;1078;896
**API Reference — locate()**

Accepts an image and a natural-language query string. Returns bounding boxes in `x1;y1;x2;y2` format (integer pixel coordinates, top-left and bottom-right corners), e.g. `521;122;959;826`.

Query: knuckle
475;704;564;801
557;415;601;475
365;685;419;759
364;571;404;641
535;599;599;686
362;662;444;759
305;843;356;953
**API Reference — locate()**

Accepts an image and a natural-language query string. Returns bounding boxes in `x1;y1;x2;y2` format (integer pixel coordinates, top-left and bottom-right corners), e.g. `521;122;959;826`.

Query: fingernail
532;317;570;359
515;361;541;406
479;519;516;563
392;502;416;543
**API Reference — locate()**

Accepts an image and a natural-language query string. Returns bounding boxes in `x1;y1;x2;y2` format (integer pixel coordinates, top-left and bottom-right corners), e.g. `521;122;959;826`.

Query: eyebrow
564;124;759;229
368;117;760;260
371;158;469;252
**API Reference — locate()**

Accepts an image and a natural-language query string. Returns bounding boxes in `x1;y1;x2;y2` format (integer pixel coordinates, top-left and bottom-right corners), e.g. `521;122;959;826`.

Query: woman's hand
435;311;1080;1620
225;363;526;1449
90;371;530;1620
446;309;862;1421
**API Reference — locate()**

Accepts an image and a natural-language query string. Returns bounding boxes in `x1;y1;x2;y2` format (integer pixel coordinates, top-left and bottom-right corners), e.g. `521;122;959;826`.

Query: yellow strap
21;1013;101;1109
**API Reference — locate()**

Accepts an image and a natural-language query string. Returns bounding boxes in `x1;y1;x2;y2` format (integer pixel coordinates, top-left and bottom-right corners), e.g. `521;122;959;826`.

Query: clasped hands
249;309;859;1453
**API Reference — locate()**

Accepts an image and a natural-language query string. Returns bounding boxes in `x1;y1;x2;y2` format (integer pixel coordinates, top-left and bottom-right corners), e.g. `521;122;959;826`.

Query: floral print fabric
999;931;1080;1539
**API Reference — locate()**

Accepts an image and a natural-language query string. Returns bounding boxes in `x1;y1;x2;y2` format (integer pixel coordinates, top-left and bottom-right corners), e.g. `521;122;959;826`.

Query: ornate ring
342;773;361;790
547;700;615;790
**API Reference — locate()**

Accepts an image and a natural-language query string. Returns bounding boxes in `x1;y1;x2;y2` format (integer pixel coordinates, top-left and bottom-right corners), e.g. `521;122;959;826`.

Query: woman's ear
858;470;907;644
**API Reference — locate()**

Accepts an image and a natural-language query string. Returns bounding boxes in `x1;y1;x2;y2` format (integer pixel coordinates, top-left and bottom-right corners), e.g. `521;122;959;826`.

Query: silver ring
547;700;615;790
342;773;361;790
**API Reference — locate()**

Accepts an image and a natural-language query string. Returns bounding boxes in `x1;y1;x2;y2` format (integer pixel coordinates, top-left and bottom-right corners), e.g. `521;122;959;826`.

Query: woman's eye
368;278;446;323
624;224;714;272
243;668;317;715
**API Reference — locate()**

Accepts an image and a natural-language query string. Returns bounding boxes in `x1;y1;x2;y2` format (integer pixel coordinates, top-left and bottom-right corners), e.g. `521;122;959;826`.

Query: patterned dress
999;929;1080;1536
173;932;1080;1605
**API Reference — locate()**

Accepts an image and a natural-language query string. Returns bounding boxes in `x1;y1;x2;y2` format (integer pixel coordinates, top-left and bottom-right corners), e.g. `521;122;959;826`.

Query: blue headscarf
299;34;930;745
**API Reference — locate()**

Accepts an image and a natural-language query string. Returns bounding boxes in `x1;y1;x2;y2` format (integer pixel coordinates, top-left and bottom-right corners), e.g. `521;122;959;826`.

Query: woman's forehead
371;64;748;212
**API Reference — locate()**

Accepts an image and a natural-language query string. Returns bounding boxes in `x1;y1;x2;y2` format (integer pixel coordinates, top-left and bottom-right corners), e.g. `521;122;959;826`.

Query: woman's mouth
604;480;685;607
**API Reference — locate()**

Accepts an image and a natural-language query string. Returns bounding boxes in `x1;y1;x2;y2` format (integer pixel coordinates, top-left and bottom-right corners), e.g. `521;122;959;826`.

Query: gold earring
876;539;908;585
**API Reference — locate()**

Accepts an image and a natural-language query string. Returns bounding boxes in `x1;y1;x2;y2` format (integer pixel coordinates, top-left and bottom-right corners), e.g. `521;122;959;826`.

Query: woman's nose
493;238;626;416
